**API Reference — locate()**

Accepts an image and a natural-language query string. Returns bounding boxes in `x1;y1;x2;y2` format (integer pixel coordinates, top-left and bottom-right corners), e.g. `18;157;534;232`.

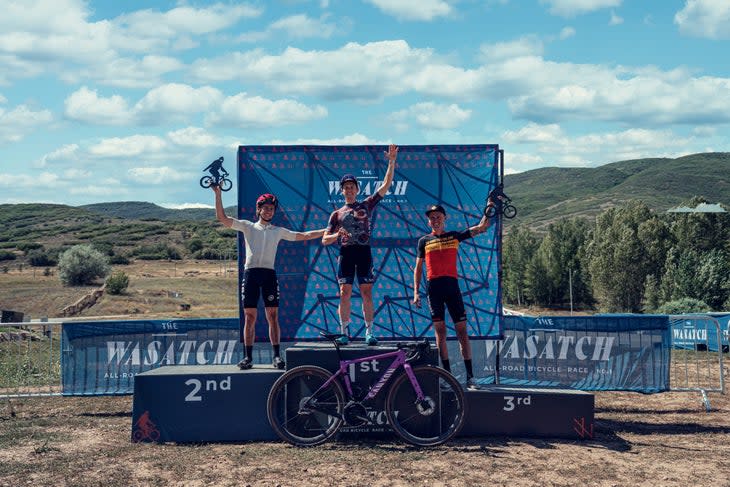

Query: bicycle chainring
343;401;369;426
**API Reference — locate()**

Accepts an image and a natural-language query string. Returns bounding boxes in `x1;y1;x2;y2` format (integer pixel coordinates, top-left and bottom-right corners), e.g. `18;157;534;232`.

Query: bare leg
433;320;449;362
243;308;257;347
338;283;353;332
454;320;472;360
264;307;279;346
360;283;374;323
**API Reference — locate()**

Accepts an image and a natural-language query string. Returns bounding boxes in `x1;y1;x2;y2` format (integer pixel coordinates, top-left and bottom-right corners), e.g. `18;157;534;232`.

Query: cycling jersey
417;230;472;280
327;193;383;247
230;219;297;269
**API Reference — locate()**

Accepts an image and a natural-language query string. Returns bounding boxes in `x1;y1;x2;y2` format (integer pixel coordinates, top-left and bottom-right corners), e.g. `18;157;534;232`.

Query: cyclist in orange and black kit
412;202;493;388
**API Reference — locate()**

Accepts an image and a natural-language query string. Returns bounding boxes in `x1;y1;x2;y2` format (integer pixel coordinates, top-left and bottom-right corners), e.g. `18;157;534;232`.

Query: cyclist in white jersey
212;185;325;369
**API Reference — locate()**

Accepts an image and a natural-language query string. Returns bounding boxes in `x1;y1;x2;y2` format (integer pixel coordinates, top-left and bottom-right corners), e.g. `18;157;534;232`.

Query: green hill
1;152;728;256
505;152;730;230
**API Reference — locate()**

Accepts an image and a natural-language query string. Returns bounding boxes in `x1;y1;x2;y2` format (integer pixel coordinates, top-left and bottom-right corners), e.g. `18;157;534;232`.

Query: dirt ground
1;390;728;487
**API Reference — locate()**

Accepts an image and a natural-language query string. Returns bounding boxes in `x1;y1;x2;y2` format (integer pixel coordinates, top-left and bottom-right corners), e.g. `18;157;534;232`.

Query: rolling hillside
1;152;728;256
504;152;730;230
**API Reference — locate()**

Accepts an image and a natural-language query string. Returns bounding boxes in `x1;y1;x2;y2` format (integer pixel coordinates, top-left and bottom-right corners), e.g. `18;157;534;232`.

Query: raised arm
468;213;491;236
212;185;233;228
376;144;398;197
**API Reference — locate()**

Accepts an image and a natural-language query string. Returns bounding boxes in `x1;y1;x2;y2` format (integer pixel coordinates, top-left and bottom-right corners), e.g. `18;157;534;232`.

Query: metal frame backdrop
236;145;504;342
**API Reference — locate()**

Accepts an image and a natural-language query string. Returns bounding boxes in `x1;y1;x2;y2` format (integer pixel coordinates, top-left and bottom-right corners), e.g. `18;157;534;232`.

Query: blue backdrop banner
61;318;241;395
61;315;672;395
237;145;503;342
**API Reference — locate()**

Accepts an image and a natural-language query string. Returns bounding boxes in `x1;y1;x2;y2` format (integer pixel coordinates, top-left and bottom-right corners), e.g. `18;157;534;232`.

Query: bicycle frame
306;348;425;413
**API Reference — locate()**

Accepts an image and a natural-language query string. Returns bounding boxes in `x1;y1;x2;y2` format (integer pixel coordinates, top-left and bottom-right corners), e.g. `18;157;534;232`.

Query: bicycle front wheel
219;178;233;191
385;365;466;446
267;365;345;446
503;204;517;219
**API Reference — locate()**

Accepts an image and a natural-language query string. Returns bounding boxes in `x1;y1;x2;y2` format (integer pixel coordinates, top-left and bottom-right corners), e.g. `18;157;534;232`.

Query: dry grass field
1;261;729;486
0;391;728;487
0;260;239;320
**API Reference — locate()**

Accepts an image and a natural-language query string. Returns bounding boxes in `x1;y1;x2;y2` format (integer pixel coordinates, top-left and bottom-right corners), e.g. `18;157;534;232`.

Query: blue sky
1;0;728;209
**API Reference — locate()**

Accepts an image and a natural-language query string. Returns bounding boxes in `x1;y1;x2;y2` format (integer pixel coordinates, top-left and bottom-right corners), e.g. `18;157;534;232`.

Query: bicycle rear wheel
385;365;466;446
199;176;213;188
267;365;345;446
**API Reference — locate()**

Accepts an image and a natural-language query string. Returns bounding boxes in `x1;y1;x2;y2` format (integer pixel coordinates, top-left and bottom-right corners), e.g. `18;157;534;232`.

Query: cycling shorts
337;245;375;285
241;268;280;308
426;276;466;323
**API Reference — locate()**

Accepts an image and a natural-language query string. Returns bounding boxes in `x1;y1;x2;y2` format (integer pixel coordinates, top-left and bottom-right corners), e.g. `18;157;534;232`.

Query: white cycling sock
340;321;350;336
365;321;374;334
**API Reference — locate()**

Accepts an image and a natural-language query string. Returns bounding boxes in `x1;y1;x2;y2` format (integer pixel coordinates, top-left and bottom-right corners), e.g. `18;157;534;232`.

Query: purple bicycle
266;333;466;447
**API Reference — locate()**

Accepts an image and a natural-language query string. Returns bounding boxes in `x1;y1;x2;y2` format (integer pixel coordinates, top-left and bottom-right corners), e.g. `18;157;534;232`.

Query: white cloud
609;11;624;25
160;202;213;210
675;0;730;39
0;1;257;85
128;166;189;184
167;127;220;147
35;144;79;168
64;87;132;125
189;40;730;126
559;27;576;39
502;123;695;166
88;135;168;158
0;94;6;103
0;171;59;188
267;133;384;145
133;84;223;123
388;102;472;130
62;55;184;88
480;36;544;63
238;14;342;42
0;104;53;143
206;93;327;128
540;0;622;17
363;0;454;21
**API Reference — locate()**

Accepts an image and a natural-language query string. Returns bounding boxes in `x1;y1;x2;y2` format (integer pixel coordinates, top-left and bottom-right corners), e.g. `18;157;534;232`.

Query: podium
131;344;595;443
462;386;594;439
131;365;282;443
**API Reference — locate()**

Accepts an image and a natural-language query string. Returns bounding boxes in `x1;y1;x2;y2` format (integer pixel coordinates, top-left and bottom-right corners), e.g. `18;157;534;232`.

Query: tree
585;201;670;312
502;226;539;306
58;244;110;286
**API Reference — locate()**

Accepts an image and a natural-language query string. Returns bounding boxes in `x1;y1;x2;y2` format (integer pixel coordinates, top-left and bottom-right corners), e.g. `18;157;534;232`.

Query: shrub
109;254;131;265
656;298;710;314
16;242;43;254
28;249;57;267
58;244;110;286
105;271;130;295
0;250;16;261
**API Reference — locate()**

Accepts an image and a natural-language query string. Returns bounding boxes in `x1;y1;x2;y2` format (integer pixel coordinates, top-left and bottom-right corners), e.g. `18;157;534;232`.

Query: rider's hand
413;294;421;308
385;144;398;163
337;228;350;238
211;184;221;195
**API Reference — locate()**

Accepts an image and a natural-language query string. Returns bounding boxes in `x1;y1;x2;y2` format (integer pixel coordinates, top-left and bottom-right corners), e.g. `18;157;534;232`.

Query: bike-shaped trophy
199;156;232;191
484;184;517;219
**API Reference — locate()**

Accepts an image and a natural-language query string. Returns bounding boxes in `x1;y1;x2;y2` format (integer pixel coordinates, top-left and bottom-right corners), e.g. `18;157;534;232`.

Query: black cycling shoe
272;356;285;369
238;357;253;370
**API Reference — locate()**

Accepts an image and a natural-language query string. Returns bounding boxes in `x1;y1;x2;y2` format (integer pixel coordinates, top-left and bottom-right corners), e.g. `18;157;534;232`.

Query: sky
1;0;728;209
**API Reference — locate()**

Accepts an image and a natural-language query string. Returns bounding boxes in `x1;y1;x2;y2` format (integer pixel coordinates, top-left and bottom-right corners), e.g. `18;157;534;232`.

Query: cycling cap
339;174;358;188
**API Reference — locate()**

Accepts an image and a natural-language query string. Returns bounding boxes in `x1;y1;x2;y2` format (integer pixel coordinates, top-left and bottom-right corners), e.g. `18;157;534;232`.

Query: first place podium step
131;364;283;443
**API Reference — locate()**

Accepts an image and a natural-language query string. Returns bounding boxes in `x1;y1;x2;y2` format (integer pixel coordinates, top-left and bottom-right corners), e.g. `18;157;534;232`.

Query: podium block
462;385;595;439
286;342;438;434
131;365;282;443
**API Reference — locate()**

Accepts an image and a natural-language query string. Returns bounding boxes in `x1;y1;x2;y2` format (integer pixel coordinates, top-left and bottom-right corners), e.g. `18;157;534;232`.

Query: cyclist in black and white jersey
212;185;325;369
